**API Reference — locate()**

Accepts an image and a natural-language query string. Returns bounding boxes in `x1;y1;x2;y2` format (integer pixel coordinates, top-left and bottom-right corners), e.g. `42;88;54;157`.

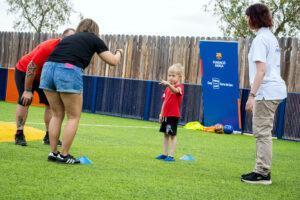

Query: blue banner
200;41;240;130
0;68;8;100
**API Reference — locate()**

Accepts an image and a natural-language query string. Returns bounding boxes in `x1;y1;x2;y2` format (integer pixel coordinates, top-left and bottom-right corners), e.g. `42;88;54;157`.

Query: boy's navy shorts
159;117;179;136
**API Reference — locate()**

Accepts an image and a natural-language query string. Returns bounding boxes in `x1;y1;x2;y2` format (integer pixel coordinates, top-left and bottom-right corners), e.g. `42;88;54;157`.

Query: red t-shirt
162;84;184;117
15;38;61;79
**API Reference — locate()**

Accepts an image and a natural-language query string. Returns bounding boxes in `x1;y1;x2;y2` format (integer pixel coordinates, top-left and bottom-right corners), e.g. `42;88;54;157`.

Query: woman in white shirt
241;3;287;185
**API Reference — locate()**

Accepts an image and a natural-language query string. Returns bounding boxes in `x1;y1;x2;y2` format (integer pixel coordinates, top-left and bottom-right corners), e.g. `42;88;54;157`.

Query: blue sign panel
200;41;240;130
0;68;8;100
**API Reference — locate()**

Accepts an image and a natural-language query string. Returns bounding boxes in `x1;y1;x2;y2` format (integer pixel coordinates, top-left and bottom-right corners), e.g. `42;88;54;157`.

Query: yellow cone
0;121;44;142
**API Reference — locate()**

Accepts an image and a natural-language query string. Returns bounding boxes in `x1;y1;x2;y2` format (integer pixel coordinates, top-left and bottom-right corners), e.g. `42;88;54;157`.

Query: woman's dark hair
245;3;273;29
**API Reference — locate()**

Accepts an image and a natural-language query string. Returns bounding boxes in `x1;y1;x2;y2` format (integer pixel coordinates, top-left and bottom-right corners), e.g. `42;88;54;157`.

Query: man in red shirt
14;28;75;146
156;63;184;162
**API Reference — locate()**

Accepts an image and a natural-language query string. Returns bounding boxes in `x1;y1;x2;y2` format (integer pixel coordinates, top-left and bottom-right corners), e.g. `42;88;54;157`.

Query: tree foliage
6;0;75;33
205;0;300;37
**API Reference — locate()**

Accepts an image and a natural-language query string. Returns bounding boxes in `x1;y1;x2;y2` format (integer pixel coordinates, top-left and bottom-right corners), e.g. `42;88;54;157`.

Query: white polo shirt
248;27;287;100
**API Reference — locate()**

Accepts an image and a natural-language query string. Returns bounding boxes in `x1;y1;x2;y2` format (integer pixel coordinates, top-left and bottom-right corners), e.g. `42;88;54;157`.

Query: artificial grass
0;101;299;200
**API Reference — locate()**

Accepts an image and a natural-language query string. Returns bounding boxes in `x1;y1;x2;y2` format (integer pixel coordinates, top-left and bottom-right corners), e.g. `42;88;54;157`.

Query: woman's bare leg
43;90;65;153
59;93;82;156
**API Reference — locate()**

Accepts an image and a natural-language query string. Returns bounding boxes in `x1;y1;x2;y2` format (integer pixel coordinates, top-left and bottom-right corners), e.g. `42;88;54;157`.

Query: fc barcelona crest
216;52;222;60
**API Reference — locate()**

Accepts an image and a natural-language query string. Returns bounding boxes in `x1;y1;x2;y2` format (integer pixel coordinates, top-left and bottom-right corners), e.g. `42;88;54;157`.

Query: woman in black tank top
40;18;124;164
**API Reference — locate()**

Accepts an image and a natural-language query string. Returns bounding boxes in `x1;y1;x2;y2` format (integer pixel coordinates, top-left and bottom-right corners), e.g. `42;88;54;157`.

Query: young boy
156;63;184;162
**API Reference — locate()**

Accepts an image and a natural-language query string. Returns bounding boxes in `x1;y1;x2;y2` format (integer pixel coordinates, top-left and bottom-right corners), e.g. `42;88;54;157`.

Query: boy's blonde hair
168;63;184;77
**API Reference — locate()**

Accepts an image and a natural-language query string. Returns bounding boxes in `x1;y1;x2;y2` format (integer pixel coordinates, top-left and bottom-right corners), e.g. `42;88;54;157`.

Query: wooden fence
0;32;299;92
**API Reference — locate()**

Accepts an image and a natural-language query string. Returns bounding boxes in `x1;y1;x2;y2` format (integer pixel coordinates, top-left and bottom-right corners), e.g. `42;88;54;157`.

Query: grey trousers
253;100;280;176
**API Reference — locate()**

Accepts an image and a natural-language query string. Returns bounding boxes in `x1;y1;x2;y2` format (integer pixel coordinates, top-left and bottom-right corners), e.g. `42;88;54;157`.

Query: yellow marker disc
0;121;44;142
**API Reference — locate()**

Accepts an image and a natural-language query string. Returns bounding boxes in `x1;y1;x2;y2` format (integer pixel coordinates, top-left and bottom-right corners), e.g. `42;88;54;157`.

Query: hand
115;49;123;56
159;114;163;123
245;97;254;112
159;80;170;86
21;91;33;106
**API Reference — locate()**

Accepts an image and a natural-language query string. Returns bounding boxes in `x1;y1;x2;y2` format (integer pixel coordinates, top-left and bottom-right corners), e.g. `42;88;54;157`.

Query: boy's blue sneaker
156;154;167;160
164;156;175;162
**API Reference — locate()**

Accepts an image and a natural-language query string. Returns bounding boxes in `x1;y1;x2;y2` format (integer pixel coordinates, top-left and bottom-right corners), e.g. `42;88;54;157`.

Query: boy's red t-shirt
162;84;184;117
15;38;61;79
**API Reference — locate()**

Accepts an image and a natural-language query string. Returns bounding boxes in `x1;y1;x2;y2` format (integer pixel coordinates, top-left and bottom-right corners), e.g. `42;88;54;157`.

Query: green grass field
0;101;299;200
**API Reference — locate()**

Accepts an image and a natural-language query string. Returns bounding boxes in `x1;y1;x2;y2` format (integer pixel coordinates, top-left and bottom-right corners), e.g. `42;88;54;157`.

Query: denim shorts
40;61;83;94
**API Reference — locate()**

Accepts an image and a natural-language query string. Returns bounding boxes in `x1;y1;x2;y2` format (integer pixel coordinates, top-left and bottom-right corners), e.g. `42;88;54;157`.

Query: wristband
249;92;256;98
115;49;123;56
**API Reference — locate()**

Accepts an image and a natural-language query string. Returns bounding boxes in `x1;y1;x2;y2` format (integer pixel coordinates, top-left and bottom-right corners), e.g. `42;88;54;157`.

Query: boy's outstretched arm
160;80;182;94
